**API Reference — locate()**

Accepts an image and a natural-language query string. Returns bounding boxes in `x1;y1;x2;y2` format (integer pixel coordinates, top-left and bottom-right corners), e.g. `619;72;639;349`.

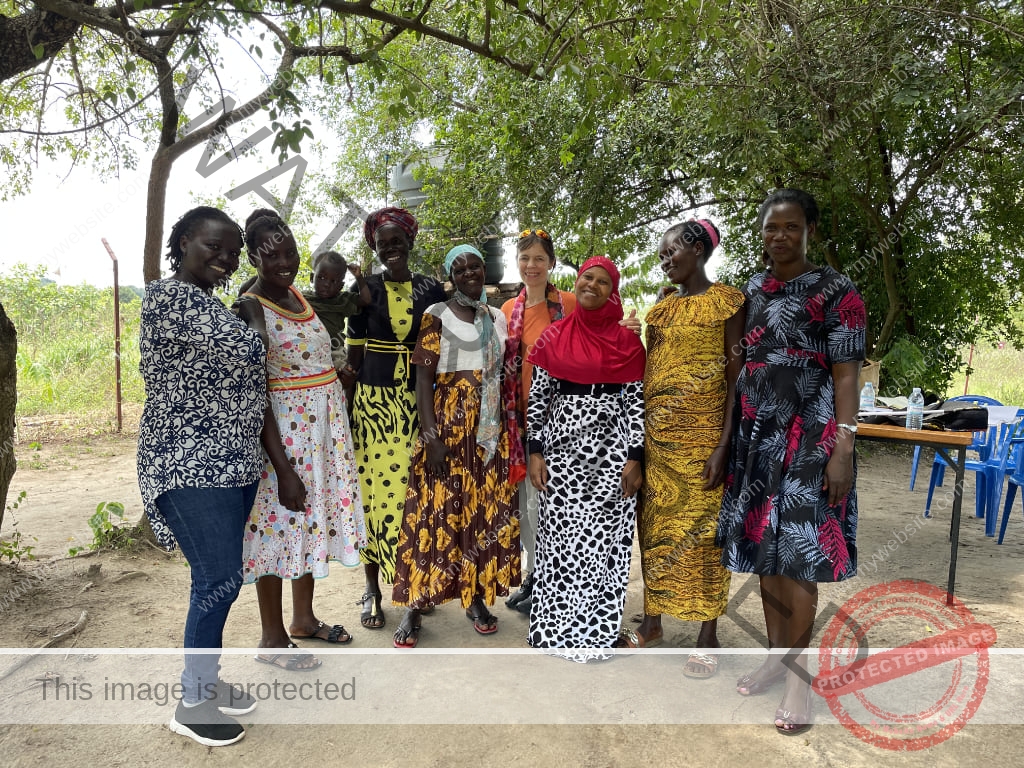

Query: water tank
388;151;504;284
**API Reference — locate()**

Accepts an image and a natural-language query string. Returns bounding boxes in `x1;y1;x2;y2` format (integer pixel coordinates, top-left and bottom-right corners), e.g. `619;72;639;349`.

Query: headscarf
444;244;503;465
363;207;419;251
528;255;646;386
502;283;564;484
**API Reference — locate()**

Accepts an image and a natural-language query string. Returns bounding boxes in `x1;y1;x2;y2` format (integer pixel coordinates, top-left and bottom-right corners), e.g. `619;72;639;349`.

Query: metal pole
963;344;975;396
101;238;123;433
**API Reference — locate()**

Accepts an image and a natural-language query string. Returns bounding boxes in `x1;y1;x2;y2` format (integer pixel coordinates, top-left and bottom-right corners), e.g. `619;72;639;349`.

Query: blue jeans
156;482;257;704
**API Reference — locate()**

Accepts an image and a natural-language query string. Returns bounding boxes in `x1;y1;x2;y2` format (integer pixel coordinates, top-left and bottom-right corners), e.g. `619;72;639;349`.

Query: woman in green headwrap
390;244;521;648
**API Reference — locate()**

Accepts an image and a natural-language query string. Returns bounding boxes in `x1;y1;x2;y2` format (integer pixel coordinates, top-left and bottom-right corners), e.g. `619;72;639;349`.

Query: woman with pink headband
525;255;646;661
624;219;745;681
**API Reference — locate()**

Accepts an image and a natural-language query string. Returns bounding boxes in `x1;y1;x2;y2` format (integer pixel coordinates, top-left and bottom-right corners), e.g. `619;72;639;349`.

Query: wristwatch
837;422;859;433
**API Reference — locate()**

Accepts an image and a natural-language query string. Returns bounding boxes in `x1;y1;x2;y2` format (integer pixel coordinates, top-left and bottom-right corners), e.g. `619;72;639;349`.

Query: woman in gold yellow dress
625;219;745;679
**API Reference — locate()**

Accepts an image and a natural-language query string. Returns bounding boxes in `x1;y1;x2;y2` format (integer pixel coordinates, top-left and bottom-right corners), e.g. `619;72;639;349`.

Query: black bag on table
858;399;988;431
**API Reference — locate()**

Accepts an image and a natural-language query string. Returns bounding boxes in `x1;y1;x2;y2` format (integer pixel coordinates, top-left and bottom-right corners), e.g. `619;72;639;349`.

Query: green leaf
31;44;45;60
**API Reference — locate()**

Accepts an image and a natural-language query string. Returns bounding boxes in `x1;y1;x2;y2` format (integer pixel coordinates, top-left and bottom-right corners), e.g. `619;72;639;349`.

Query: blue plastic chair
909;395;1002;491
996;432;1024;544
985;414;1024;537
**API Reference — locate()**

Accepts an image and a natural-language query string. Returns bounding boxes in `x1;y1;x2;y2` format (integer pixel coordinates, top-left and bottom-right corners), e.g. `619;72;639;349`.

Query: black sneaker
214;680;258;716
514;594;533;615
169;699;245;747
505;572;534;610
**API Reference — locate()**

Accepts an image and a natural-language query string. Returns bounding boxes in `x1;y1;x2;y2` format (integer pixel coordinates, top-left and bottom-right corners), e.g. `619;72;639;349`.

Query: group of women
139;187;865;746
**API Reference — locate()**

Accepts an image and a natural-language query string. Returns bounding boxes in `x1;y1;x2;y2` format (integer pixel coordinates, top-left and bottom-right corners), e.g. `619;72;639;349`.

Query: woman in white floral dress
238;209;366;669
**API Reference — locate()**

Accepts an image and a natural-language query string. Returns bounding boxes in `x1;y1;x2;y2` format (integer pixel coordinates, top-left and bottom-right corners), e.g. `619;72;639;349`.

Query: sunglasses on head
519;229;551;241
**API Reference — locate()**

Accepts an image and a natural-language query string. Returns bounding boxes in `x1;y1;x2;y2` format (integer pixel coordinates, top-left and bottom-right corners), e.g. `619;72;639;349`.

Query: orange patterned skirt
391;371;520;609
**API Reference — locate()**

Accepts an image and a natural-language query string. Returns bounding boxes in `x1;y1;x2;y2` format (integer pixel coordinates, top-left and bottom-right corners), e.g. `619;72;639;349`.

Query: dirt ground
3;430;1024;766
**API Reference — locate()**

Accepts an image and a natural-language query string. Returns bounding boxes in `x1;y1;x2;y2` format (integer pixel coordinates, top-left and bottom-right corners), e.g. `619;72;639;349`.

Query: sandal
775;687;814;736
613;628;663;649
290;620;352;645
682;652;719;679
254;643;322;671
393;610;422;649
737;668;786;696
466;598;498;635
358;590;385;630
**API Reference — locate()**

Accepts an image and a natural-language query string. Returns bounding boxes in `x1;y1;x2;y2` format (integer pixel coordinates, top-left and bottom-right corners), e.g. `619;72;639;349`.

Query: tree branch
317;0;539;77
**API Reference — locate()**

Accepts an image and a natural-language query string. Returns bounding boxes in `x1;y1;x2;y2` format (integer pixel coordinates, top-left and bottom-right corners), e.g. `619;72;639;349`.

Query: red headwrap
363;207;419;250
528;256;646;385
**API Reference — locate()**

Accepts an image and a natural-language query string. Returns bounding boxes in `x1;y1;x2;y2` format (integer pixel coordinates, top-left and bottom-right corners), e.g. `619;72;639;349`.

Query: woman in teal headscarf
390;244;521;648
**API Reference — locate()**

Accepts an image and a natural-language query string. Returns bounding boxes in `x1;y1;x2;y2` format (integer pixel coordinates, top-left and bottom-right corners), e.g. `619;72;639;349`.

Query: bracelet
836;422;858;433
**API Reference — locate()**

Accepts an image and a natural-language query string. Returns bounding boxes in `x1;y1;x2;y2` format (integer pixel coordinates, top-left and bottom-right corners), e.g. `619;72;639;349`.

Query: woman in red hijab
525;255;646;661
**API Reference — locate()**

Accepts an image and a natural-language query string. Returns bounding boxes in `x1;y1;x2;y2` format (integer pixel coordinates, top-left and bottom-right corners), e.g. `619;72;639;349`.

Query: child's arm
348;263;372;307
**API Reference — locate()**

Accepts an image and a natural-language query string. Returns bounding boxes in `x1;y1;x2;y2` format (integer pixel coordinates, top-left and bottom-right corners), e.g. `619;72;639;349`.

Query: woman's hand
619;308;642;336
278;466;307;512
823;449;854;507
425;434;451;475
529;453;548;492
701;445;729;490
621;459;642;498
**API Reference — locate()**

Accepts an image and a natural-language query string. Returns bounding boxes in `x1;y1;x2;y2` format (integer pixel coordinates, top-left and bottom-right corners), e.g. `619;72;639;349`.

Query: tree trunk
0;301;17;532
143;147;174;284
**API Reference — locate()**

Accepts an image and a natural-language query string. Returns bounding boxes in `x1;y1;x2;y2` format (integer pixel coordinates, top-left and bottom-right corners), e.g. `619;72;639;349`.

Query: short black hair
164;206;242;271
664;219;720;258
312;250;347;271
756;188;820;229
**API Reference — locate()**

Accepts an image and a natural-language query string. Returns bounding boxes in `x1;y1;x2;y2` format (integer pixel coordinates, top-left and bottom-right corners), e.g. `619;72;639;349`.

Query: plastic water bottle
859;381;875;411
906;387;925;430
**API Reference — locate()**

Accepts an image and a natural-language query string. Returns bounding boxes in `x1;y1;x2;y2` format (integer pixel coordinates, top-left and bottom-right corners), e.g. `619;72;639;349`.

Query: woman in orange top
501;230;577;614
501;230;640;614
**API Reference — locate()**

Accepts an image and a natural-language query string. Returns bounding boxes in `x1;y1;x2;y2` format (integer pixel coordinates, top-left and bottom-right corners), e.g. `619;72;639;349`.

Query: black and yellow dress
391;303;520;609
346;273;446;583
641;282;744;621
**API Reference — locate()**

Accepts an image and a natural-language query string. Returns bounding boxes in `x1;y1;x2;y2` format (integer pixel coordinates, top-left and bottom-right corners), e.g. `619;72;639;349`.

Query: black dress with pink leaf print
716;266;866;582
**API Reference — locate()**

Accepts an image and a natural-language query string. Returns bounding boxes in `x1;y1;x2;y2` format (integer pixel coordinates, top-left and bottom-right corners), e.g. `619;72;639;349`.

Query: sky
1;132;364;289
1;29;393;290
0;37;723;291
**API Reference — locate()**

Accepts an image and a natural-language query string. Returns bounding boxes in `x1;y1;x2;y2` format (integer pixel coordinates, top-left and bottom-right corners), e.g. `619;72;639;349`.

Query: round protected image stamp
814;579;994;751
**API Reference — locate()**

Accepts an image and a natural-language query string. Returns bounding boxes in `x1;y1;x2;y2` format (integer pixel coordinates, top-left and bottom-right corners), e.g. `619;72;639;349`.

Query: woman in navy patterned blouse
137;206;266;747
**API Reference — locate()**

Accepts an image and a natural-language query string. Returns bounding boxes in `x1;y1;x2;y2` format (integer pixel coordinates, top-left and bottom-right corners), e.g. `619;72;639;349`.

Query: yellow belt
364;339;415;383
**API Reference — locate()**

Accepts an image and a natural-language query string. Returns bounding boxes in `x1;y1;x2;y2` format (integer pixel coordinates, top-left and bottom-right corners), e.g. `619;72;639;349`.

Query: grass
945;343;1024;405
3;265;145;420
